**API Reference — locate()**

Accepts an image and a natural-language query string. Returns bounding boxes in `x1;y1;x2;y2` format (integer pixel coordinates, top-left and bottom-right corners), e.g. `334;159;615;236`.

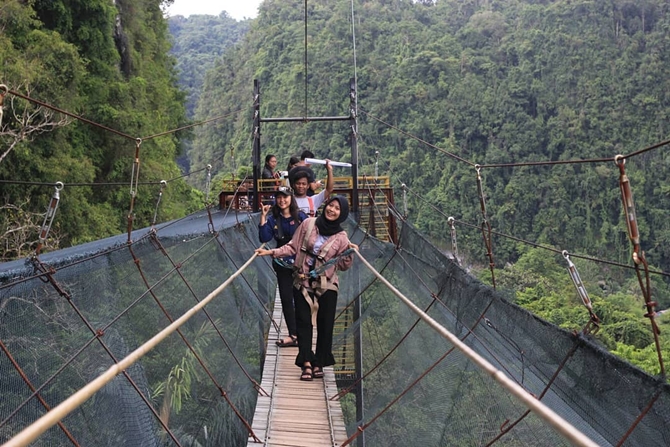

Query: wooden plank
248;287;350;447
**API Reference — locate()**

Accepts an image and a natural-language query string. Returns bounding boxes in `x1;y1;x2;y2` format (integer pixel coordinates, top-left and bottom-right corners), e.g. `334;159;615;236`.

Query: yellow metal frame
222;176;390;192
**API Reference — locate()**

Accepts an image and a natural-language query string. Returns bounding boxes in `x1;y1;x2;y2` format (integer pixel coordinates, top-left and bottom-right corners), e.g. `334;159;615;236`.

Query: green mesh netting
335;218;670;447
1;210;668;446
0;211;276;446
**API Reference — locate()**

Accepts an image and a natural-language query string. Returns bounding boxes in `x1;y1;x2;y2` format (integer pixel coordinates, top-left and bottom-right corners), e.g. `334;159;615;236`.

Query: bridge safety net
0;209;668;446
335;218;670;447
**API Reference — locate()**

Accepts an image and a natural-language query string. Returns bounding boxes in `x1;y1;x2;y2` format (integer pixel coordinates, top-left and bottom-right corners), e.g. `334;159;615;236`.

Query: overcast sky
166;0;262;21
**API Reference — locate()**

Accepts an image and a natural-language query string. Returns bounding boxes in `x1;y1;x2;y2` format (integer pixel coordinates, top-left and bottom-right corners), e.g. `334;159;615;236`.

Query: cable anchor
36;181;64;255
562;251;600;334
127;138;143;242
475;164;488;218
448;217;459;264
614;154;664;375
205;164;212;203
129;138;142;200
615;155;641;262
151;180;167;227
475;164;496;288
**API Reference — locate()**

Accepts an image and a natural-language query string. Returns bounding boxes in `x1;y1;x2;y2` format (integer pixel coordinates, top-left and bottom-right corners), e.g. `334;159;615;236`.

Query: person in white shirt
287;150;321;195
288;160;334;217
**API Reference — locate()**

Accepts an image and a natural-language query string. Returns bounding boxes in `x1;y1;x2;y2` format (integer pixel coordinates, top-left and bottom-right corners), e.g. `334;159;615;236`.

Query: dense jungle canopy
185;0;670;373
0;0;198;254
191;0;670;270
1;0;670;374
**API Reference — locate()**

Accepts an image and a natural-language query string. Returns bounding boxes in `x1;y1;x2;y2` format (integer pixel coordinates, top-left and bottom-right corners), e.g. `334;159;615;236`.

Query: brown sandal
312;366;324;379
276;335;298;347
300;366;313;381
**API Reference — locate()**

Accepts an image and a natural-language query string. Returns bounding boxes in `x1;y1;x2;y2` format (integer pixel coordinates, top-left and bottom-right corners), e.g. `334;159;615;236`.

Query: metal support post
350;77;359;217
252;80;261;212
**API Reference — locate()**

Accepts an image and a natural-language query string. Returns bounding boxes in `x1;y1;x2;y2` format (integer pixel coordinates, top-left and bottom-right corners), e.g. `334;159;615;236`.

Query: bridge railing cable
333;220;575;444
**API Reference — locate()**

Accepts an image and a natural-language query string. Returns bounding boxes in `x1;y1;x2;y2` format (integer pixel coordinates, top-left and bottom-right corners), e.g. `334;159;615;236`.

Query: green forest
1;0;670;381
0;0;200;255
186;0;670;376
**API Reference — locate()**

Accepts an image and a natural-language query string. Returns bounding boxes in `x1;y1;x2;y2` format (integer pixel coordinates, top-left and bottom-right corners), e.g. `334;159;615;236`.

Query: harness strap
293;227;342;286
308;248;355;278
293;218;316;273
299;286;319;327
307;196;315;216
298;275;333;326
310;236;341;275
274;216;284;240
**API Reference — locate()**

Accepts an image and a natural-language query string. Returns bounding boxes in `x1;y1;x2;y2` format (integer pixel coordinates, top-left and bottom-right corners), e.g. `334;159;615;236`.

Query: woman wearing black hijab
255;196;358;381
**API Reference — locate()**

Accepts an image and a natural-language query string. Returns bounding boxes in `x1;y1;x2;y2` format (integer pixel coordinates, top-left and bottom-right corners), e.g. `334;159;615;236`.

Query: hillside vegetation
193;0;670;269
0;0;198;255
186;0;670;374
167;12;250;172
168;12;250;118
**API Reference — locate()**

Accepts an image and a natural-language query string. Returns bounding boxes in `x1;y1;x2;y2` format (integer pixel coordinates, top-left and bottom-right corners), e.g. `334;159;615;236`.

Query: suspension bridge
1;184;669;446
1;1;670;438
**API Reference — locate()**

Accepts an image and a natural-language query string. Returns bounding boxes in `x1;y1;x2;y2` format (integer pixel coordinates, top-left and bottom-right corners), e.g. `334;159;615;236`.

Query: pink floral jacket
271;218;353;292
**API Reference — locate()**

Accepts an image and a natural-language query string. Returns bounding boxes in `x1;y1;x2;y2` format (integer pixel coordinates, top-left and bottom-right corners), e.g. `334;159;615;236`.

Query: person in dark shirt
261;154;280;191
258;186;308;347
286;155;300;172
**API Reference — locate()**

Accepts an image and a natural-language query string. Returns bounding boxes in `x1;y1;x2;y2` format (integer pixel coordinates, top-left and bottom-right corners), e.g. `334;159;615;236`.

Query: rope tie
206;204;217;236
448;216;459;264
127;138;143;241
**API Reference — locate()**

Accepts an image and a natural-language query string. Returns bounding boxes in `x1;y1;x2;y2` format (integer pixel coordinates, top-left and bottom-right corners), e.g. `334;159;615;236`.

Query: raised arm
325;159;334;195
258;205;274;243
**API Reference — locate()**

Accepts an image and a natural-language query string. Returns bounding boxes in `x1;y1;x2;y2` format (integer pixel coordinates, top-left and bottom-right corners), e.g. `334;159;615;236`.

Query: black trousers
294;288;337;368
273;263;297;337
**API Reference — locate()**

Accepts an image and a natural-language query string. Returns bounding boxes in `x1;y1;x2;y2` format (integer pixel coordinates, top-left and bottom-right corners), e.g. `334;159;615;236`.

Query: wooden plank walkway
248;290;348;447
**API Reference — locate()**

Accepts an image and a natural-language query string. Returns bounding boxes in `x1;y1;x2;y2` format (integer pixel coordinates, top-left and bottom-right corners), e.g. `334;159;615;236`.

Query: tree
0;84;71;163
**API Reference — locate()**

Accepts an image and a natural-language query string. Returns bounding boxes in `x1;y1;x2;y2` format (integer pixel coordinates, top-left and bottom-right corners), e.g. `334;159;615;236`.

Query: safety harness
292;218;347;325
271;214;304;269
